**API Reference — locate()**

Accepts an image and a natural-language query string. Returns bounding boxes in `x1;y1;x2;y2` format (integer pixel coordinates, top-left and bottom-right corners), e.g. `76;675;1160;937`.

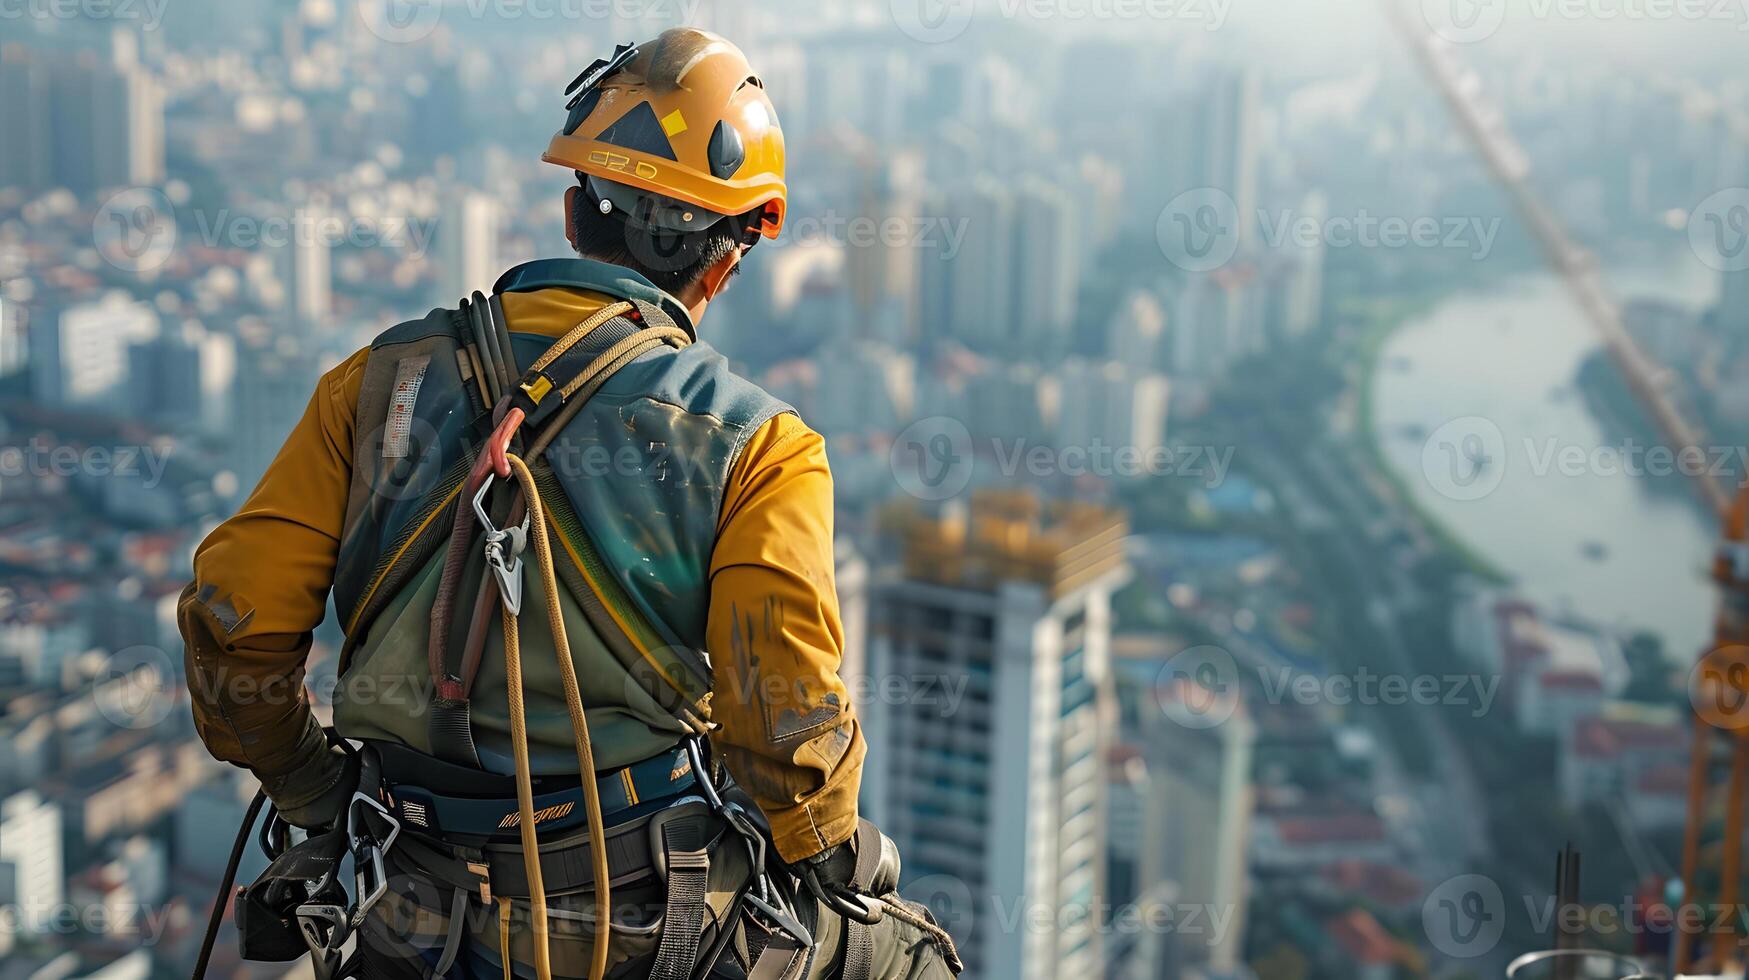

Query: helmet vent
708;120;745;179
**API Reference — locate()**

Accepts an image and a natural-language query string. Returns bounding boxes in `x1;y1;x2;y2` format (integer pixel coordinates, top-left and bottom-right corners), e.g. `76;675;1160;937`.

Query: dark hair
568;181;749;296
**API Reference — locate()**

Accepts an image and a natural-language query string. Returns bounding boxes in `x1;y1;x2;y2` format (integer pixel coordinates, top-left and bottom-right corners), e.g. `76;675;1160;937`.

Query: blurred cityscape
0;0;1745;977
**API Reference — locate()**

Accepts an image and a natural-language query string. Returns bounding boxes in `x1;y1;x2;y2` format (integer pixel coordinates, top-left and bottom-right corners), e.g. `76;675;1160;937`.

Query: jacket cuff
767;798;860;865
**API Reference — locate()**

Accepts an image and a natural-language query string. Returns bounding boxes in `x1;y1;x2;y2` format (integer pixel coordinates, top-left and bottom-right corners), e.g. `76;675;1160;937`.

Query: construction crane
1385;2;1748;976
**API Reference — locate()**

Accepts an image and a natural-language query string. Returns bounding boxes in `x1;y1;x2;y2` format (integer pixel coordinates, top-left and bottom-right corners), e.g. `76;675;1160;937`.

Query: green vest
329;258;792;775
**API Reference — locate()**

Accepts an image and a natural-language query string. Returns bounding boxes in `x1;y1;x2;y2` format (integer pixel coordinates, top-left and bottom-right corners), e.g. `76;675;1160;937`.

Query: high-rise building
1055;360;1171;472
129;322;205;424
232;337;321;494
1;44;164;194
284;202;334;331
962;361;1045;447
0;44;53;191
810;338;913;437
432;189;503;307
1106;291;1168;373
30;293;159;407
836;537;869;689
923;177;1016;350
1158;70;1258;247
866;493;1130;979
1011;176;1080;355
1719;261;1749;337
0;791;64;957
1135;679;1255;978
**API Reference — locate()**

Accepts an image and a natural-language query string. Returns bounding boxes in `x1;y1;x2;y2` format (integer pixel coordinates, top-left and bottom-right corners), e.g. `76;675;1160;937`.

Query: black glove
802;820;901;897
270;747;359;831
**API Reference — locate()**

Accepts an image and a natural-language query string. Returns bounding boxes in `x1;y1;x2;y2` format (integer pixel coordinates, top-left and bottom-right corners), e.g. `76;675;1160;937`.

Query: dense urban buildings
0;1;1741;977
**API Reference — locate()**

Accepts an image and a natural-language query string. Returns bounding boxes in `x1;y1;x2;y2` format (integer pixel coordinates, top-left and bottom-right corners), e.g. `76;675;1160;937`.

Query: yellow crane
1385;3;1745;975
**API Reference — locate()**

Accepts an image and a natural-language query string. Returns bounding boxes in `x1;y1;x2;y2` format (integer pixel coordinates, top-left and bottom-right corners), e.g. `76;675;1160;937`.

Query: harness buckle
467;861;493;903
295;901;349;961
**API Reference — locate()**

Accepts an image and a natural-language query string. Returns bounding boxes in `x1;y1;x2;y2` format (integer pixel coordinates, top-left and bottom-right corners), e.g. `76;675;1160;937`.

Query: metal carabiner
346;792;401;927
743;891;815;951
472;473;530;615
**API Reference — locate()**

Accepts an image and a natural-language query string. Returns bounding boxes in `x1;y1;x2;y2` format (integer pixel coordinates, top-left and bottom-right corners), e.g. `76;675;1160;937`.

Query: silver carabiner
347;792;401;927
472;473;530;615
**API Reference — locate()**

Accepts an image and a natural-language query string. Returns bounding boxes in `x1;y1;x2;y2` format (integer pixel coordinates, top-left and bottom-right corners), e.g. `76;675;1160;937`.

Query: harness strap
649;820;710;980
389;819;661;900
432;887;468;977
840;920;875;980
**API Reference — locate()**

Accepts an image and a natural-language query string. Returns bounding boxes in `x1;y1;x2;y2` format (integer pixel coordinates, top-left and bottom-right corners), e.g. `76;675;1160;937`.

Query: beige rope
503;451;612;980
499;556;554;980
529;302;636;373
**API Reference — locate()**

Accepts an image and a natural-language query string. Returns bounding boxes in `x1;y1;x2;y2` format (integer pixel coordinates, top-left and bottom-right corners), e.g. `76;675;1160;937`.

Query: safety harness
195;285;958;980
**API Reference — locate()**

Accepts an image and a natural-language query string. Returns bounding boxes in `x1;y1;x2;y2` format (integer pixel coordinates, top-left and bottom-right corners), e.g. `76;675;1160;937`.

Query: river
1372;255;1723;657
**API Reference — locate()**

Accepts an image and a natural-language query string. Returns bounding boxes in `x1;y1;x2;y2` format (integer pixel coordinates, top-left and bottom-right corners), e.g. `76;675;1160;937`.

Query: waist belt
366;740;696;843
392;798;721;903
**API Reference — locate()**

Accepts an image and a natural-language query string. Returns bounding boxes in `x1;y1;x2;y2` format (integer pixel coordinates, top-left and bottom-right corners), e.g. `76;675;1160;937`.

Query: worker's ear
698;246;744;302
564;185;581;252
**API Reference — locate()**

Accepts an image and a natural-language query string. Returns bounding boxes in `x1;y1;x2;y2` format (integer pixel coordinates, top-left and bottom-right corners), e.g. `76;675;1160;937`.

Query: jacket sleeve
178;348;368;808
706;413;865;864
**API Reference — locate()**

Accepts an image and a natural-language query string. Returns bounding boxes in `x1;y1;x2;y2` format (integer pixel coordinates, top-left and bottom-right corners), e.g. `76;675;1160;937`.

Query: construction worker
179;28;959;980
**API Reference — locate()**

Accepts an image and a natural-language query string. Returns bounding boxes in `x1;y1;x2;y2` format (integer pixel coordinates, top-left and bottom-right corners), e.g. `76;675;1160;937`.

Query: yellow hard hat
544;29;786;239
